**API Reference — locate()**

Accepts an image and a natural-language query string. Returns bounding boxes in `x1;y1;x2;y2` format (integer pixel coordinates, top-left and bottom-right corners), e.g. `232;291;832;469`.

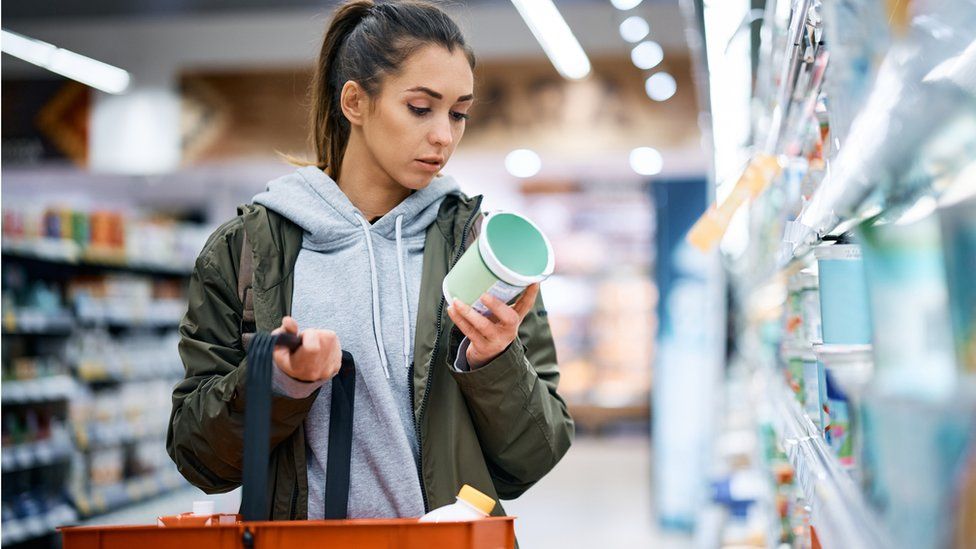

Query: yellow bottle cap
457;484;495;516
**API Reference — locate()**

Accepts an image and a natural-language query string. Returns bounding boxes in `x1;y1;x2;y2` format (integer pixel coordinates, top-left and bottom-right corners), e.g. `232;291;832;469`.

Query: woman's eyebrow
406;86;474;102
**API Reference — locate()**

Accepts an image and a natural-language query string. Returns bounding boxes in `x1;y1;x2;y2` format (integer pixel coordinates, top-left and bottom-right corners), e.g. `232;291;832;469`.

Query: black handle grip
274;332;302;352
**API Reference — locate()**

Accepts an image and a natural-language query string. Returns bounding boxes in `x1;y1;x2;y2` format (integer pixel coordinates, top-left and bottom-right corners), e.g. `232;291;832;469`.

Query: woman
167;0;574;521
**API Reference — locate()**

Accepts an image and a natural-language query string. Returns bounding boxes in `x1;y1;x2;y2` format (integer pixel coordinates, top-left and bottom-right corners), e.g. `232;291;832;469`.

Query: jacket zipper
410;195;483;512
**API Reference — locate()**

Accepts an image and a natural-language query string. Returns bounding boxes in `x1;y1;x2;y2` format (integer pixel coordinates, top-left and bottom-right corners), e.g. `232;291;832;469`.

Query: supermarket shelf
1;375;77;404
1;438;74;473
76;315;182;330
2;240;192;277
74;420;169;451
2;313;74;336
75;363;182;384
0;503;77;547
72;468;186;519
765;371;891;549
569;403;650;433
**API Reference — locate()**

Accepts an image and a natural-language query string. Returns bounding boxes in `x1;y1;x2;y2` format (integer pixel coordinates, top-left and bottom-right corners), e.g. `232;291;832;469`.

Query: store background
5;0;975;548
2;1;713;548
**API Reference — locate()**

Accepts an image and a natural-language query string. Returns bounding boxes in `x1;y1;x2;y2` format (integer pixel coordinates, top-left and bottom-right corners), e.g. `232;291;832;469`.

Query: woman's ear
339;80;368;127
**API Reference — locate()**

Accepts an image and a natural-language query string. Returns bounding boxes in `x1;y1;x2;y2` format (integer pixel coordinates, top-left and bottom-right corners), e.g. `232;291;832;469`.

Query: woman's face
360;45;474;190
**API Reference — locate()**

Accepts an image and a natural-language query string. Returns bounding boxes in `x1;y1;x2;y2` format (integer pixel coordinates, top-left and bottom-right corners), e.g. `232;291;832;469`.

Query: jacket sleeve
166;219;319;493
448;291;575;500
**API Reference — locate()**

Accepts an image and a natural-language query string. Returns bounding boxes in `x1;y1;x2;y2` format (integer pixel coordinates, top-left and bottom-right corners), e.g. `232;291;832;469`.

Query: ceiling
3;0;644;21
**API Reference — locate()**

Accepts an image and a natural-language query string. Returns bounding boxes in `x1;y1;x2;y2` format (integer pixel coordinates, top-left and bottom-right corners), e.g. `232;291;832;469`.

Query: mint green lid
484;213;550;277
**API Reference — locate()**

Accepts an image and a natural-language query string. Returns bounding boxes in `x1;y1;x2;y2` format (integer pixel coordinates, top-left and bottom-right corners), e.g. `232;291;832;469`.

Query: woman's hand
271;316;342;382
447;283;540;369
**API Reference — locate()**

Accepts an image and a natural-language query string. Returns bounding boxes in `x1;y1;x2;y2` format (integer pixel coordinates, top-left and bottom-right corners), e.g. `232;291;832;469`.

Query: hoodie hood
253;165;460;251
253;165;460;380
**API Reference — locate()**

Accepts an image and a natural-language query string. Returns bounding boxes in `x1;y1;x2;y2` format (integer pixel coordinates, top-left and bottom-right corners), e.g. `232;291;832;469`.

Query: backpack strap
238;223;257;351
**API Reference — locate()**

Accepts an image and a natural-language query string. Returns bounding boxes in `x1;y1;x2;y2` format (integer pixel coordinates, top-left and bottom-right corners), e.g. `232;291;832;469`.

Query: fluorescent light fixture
631;40;663;70
610;0;643;11
630;147;663;176
510;0;591;80
505;149;542;178
619;16;650;43
2;29;130;94
645;72;677;101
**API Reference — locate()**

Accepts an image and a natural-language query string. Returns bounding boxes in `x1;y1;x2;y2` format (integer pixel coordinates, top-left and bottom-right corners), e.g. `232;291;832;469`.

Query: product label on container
472;280;525;317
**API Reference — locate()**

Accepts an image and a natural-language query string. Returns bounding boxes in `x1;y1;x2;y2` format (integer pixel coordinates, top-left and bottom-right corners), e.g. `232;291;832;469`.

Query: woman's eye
450;111;470;122
408;105;431;116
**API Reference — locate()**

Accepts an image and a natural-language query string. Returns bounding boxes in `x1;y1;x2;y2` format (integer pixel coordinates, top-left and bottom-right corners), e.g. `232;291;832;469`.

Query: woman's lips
414;159;442;172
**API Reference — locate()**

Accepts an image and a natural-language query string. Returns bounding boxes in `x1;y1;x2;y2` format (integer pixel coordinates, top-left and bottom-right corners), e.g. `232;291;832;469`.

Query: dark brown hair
299;0;475;180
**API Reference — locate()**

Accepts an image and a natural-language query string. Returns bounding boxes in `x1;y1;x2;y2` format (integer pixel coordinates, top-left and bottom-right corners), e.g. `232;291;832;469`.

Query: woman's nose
428;118;453;147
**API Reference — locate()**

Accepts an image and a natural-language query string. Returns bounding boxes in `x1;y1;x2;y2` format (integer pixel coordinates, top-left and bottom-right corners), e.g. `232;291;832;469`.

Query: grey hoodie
252;166;460;519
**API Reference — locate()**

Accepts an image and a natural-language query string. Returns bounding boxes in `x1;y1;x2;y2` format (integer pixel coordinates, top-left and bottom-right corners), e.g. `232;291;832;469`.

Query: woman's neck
335;135;411;221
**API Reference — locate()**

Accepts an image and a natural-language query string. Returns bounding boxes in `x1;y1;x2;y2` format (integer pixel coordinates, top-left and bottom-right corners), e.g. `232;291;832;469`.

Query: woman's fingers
447;303;490;346
452;299;497;335
513;284;539;320
481;293;519;328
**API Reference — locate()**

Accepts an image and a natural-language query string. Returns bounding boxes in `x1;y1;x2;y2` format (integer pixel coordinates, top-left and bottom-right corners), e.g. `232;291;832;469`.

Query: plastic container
419;484;495;523
814;344;874;482
443;212;554;316
812;344;874;399
781;345;820;428
822;370;854;469
814;244;872;345
787;270;822;345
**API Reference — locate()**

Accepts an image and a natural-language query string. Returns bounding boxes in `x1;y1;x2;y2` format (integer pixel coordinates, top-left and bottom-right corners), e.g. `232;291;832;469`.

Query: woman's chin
398;173;437;191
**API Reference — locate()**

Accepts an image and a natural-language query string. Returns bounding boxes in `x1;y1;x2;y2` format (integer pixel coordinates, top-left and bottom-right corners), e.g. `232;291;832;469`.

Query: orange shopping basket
60;517;516;548
61;332;516;548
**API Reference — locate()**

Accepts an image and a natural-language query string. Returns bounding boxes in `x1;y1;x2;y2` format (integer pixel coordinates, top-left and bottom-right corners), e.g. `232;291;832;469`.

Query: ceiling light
610;0;643;11
1;29;130;94
645;72;677;101
619;16;650;43
631;41;663;70
510;0;591;80
630;147;663;176
505;149;542;178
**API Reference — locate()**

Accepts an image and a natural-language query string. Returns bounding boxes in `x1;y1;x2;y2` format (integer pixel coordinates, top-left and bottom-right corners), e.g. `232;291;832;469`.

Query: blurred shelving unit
686;0;976;547
2;211;206;548
518;179;657;434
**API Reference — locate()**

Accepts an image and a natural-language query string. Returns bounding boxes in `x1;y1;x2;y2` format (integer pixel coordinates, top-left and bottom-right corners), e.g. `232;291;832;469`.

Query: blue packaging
814;244;872;345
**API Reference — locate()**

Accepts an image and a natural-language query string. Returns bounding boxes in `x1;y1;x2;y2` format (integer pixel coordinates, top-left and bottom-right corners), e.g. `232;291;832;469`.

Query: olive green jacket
167;193;574;519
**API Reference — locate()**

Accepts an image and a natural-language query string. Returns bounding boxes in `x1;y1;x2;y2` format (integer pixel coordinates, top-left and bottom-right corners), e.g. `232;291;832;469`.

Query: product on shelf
66;275;186;327
785;270;821;346
813;243;871;346
1;203;210;272
69;329;183;382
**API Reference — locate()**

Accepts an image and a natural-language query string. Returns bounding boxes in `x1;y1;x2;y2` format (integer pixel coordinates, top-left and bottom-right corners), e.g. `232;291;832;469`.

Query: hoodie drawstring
355;213;391;379
354;213;413;380
395;216;412;373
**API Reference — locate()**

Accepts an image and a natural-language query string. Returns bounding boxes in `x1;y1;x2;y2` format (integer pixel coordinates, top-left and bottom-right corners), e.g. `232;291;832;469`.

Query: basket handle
240;332;356;521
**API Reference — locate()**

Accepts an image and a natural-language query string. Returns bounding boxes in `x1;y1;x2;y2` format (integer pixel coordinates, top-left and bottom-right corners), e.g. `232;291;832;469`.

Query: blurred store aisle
504;435;693;549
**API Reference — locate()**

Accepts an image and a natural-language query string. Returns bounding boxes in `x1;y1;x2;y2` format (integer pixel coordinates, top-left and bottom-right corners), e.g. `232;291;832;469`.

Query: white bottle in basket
418;485;495;522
